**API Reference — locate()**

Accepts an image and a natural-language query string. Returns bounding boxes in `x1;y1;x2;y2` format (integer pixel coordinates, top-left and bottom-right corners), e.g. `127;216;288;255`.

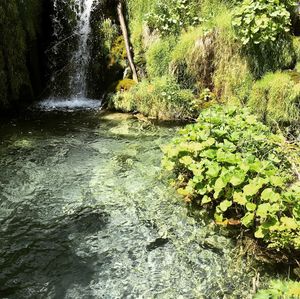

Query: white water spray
41;0;101;110
69;0;94;98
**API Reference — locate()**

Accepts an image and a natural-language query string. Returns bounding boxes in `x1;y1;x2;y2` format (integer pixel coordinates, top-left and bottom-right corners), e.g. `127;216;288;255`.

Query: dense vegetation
162;106;300;251
1;0;300;295
106;0;299;132
104;0;300;294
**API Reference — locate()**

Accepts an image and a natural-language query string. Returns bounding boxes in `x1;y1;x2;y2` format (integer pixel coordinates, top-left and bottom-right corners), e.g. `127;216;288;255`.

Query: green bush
255;280;300;298
145;37;176;78
146;0;202;36
293;36;300;63
110;76;195;119
162;106;300;250
232;0;296;78
248;72;300;127
245;37;296;78
232;0;291;45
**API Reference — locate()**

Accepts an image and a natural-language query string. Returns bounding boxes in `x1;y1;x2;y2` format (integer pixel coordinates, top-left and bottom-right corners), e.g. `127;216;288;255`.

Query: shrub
145;37;176;78
232;0;291;45
162;106;300;250
293;36;300;63
248;72;300;129
145;0;202;36
232;0;296;78
110;76;195;119
245;37;296;78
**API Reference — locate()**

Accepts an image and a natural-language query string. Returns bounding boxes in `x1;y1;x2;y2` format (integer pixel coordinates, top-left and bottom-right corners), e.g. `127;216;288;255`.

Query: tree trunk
117;1;138;83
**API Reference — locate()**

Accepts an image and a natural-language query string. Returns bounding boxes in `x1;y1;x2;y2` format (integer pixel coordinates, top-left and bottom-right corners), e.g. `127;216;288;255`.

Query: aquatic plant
162;106;300;251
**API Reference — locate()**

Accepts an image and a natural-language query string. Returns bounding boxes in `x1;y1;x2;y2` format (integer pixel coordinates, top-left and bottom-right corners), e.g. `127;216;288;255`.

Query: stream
0;108;260;298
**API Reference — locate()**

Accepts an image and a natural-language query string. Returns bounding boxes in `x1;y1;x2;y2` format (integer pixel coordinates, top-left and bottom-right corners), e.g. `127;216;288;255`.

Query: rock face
0;0;50;110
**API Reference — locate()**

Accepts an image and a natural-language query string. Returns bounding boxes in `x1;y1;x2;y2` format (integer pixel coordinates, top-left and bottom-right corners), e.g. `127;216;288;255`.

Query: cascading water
40;0;101;110
69;0;94;98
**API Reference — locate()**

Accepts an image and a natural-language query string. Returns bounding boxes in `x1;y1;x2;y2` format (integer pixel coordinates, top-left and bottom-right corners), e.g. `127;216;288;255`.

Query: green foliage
146;0;202;36
110;76;195;119
293;37;300;63
100;18;119;57
108;79;137;93
246;36;296;78
145;37;176;78
248;72;300;128
255;280;300;298
232;0;291;45
162;106;300;250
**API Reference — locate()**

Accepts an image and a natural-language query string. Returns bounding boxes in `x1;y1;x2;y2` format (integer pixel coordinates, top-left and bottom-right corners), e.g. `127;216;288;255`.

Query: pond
0;108;260;298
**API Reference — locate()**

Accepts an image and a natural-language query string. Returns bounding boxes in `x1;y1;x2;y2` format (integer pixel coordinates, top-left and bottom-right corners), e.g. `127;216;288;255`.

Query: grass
248;72;300;127
110;76;195;120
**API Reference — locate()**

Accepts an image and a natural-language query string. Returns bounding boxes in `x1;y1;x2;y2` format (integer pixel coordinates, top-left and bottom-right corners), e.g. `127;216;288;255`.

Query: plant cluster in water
162;106;300;251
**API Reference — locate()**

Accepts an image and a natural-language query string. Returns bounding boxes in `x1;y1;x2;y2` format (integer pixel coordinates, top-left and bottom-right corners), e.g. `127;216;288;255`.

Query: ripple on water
0;111;259;298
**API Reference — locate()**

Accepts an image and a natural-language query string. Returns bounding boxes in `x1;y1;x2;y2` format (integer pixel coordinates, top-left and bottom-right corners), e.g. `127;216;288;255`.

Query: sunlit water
38;97;102;111
0;109;260;298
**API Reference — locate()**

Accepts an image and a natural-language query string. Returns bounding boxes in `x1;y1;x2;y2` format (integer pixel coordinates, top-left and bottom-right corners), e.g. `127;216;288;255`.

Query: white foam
37;97;102;111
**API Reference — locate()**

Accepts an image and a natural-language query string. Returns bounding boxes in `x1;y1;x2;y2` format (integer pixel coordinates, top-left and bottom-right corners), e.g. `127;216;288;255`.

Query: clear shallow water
37;98;102;111
0;110;257;298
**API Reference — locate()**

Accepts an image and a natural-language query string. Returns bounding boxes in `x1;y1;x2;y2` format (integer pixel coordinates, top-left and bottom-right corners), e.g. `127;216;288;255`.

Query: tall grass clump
145;37;176;78
110;76;195;120
248;72;300;130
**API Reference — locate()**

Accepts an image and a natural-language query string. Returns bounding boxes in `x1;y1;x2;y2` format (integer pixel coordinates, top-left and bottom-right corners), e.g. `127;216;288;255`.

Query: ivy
162;106;300;251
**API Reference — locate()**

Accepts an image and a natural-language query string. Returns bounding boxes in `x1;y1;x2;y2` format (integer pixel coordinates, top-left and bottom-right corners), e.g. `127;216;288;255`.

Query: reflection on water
0;111;257;298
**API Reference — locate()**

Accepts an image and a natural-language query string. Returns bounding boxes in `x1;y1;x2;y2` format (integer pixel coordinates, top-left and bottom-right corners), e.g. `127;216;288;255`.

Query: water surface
0;110;256;298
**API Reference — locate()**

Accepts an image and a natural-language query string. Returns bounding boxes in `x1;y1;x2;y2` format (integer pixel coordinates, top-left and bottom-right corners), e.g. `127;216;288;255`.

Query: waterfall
68;0;94;98
41;0;101;110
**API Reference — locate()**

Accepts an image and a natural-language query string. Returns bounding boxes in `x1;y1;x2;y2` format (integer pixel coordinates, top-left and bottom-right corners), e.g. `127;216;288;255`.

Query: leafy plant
162;106;300;250
110;76;195;120
146;0;202;36
255;280;300;298
232;0;291;45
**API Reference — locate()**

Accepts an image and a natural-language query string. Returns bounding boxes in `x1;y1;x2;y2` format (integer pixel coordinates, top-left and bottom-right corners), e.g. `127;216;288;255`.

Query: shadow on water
0;205;110;298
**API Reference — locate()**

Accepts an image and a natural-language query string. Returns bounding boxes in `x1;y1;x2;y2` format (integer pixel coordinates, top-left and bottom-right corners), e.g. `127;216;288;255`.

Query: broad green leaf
233;192;247;205
261;188;280;202
230;170;246;186
243;177;267;196
201;195;211;205
219;200;232;212
206;162;220;178
254;227;265;239
270;176;284;187
214;177;226;199
246;202;257;212
179;155;194;166
281;217;298;230
241;212;254;227
256;203;271;219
